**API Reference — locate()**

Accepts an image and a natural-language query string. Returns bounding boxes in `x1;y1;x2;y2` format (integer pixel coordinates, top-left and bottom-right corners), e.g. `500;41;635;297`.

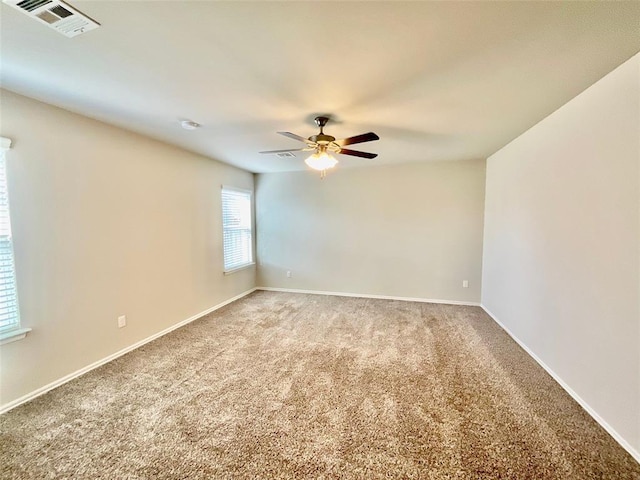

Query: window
221;186;253;273
0;137;26;344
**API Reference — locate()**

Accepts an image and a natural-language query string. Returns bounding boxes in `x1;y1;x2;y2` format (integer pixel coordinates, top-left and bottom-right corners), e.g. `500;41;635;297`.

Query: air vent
16;0;51;12
276;152;296;158
4;0;100;37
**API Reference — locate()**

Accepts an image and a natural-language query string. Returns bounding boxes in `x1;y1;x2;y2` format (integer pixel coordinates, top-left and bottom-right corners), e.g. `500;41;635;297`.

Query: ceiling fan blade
338;148;378;159
259;148;309;154
277;131;315;145
335;132;379;146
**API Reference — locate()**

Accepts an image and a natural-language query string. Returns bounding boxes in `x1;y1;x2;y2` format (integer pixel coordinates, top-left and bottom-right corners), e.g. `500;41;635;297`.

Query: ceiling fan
260;116;379;177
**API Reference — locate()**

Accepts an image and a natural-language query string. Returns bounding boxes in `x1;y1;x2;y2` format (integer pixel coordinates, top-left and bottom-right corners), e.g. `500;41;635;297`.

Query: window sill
0;327;32;346
224;263;255;275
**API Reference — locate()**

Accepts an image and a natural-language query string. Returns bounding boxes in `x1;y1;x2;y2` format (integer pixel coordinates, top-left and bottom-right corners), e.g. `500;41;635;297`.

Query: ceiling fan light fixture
305;150;338;171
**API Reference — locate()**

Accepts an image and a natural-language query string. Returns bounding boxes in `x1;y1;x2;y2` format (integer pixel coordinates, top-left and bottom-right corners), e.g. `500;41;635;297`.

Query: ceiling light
305;150;338;172
180;120;201;130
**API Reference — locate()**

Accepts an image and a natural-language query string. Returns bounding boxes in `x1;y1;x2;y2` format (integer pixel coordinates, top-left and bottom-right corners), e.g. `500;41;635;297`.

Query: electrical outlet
286;270;292;278
462;280;469;288
117;315;127;328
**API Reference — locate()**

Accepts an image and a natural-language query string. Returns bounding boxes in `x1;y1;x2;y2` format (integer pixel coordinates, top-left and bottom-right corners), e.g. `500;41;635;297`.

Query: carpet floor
1;291;638;479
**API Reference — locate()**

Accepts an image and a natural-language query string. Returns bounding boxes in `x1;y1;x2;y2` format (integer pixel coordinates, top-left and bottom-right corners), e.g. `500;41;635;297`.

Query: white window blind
221;186;253;272
0;139;21;333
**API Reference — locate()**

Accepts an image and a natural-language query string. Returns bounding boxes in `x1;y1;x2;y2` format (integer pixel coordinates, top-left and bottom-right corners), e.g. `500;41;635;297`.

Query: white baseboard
481;304;640;464
0;287;258;415
257;287;480;306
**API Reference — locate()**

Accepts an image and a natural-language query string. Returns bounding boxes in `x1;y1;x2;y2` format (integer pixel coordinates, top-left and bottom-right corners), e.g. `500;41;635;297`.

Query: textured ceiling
1;1;639;173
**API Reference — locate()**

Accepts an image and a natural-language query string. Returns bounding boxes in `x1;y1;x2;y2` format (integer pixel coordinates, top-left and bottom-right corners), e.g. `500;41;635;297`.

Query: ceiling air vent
276;152;296;158
3;0;100;37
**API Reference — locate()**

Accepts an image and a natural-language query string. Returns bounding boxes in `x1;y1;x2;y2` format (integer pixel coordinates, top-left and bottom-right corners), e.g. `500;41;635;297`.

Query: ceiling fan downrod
310;116;336;145
314;116;329;133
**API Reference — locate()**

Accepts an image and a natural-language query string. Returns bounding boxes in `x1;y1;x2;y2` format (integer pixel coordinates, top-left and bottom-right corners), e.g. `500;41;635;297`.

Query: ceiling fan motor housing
309;133;335;145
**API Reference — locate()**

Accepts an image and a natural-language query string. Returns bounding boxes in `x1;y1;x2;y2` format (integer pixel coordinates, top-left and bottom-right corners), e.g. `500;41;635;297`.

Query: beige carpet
1;291;638;479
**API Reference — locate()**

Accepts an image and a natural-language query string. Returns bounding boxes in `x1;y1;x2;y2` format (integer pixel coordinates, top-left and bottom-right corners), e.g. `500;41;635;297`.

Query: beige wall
0;90;255;407
482;53;640;454
256;160;485;303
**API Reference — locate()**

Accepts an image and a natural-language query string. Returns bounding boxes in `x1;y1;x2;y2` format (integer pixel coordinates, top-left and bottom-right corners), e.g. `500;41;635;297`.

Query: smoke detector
3;0;100;38
180;120;201;131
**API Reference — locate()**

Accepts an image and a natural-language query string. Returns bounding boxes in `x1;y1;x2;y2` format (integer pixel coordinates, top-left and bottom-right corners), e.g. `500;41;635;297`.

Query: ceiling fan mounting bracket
314;116;330;131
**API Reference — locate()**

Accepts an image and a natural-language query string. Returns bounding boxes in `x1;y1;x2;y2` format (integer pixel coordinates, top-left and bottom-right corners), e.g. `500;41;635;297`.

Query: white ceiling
1;1;639;173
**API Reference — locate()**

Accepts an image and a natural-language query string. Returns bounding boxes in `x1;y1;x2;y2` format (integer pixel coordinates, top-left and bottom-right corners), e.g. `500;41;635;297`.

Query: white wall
482;53;640;455
256;160;485;303
0;90;255;407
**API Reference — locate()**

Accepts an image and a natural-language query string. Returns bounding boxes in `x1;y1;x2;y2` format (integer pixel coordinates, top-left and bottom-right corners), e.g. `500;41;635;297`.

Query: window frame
0;136;29;345
221;185;254;274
